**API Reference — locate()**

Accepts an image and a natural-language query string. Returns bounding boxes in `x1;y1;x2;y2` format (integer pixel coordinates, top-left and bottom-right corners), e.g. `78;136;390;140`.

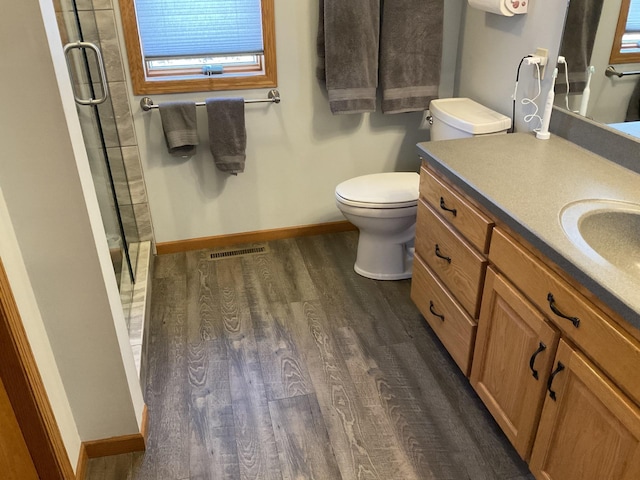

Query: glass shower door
55;1;138;293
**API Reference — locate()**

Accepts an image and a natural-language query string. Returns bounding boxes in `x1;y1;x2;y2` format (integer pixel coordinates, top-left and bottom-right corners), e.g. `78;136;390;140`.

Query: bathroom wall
0;186;81;469
457;1;568;132
0;0;145;460
113;0;465;244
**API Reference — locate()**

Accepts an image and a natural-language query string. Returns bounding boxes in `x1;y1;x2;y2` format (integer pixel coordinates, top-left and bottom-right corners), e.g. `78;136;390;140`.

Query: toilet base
354;257;414;280
353;231;415;280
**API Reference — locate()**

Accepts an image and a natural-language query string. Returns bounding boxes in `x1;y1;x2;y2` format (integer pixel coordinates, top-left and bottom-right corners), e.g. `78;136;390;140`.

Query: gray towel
626;80;640;122
316;0;326;82
559;0;603;84
380;0;443;114
158;101;198;157
206;98;246;174
321;0;380;114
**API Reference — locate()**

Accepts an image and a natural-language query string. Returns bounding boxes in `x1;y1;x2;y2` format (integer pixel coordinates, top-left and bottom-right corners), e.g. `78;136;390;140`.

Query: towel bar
140;89;281;111
605;66;640;78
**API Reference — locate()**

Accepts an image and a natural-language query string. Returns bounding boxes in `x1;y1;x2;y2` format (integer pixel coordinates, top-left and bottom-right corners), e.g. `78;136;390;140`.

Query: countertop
416;132;640;332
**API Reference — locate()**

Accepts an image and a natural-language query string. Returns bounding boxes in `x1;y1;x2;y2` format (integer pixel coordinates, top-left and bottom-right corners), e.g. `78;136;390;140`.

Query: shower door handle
63;41;109;105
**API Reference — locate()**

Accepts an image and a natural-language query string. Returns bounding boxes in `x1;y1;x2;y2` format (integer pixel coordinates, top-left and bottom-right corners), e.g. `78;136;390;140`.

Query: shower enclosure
54;0;140;312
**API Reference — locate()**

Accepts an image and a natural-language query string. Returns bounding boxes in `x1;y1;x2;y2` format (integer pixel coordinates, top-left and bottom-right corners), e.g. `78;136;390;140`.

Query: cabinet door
530;340;640;480
470;268;559;460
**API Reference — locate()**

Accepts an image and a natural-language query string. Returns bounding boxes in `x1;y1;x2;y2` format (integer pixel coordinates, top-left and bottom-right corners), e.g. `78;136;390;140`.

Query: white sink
560;199;640;277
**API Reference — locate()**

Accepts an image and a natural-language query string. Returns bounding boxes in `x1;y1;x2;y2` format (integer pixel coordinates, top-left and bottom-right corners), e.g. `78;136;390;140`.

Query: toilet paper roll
468;0;514;16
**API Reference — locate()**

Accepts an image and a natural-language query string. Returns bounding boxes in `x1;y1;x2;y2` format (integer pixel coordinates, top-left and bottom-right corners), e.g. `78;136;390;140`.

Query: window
118;0;277;95
610;0;640;64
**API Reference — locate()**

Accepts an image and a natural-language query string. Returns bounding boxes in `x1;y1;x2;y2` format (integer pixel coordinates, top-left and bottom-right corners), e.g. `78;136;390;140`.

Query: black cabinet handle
429;301;445;322
547;293;580;328
547;361;565;401
439;197;457;216
435;244;451;263
528;342;546;380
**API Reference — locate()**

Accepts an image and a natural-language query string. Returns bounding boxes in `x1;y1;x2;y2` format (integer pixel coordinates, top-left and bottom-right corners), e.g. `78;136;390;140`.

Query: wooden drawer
415;199;487;318
411;254;477;376
490;227;640;406
419;166;494;253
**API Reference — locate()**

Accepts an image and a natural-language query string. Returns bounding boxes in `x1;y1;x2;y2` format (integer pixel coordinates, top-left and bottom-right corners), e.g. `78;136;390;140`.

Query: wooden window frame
610;0;640;64
118;0;277;95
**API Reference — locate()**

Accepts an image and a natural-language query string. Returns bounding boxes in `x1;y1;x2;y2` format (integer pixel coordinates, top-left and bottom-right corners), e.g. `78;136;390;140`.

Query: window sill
130;71;277;96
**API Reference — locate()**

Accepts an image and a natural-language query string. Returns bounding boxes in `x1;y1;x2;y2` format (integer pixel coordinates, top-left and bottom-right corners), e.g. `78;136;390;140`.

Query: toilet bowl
335;172;419;280
336;98;511;281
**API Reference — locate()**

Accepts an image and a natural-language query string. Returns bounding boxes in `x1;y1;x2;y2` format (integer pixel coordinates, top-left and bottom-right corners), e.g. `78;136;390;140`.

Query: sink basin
560;199;640;277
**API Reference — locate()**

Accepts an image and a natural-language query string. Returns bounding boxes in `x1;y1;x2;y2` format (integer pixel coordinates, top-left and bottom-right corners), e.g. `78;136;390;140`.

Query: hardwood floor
85;232;533;480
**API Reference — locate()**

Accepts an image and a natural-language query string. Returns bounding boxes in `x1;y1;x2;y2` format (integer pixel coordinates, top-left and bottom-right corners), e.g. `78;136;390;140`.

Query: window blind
627;0;640;32
134;0;264;59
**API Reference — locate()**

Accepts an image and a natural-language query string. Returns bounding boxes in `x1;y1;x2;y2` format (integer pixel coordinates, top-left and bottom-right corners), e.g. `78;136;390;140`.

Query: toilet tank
430;98;511;141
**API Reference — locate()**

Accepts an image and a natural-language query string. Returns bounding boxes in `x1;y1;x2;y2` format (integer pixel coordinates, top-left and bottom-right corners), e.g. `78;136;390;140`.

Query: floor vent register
208;245;269;260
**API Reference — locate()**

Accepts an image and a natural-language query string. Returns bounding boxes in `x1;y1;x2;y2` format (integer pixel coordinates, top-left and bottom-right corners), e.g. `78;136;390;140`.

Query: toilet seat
335;194;417;209
335;172;419;209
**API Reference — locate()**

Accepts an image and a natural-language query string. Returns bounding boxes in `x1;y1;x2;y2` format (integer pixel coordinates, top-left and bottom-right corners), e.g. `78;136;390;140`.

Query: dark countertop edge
417;145;640;331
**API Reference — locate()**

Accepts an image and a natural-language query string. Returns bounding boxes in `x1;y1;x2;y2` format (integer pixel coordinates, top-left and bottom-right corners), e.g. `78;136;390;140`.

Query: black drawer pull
547;361;565;401
434;244;451;263
528;342;546;380
439;197;457;216
547;293;580;328
429;301;445;322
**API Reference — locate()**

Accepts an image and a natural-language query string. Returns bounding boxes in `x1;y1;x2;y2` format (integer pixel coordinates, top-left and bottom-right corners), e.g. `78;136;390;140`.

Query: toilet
336;172;420;280
335;98;511;280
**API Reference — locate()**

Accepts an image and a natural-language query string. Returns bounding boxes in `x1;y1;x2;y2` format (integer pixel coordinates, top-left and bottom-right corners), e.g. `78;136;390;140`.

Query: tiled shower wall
54;0;154;247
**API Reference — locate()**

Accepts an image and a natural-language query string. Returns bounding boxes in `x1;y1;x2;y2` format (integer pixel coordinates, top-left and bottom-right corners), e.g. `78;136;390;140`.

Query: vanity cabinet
412;160;640;479
490;228;640;407
488;226;640;477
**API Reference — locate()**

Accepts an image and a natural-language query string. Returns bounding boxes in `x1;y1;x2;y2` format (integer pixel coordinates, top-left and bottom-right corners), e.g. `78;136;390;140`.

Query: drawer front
420;166;494;253
490;228;640;406
411;254;477;376
415;199;487;318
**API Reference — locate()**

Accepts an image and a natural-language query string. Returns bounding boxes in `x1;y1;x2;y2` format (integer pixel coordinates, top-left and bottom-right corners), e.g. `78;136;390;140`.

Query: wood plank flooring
85;232;533;480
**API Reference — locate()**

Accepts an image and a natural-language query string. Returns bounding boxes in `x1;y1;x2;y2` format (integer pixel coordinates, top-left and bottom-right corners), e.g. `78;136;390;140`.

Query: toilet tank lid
335;172;419;205
430;98;511;135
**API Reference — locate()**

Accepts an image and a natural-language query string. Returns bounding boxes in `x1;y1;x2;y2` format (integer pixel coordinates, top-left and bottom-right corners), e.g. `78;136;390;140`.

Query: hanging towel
321;0;380;114
316;0;326;82
206;98;246;174
626;79;640;122
158;101;198;157
380;0;444;114
559;0;603;85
